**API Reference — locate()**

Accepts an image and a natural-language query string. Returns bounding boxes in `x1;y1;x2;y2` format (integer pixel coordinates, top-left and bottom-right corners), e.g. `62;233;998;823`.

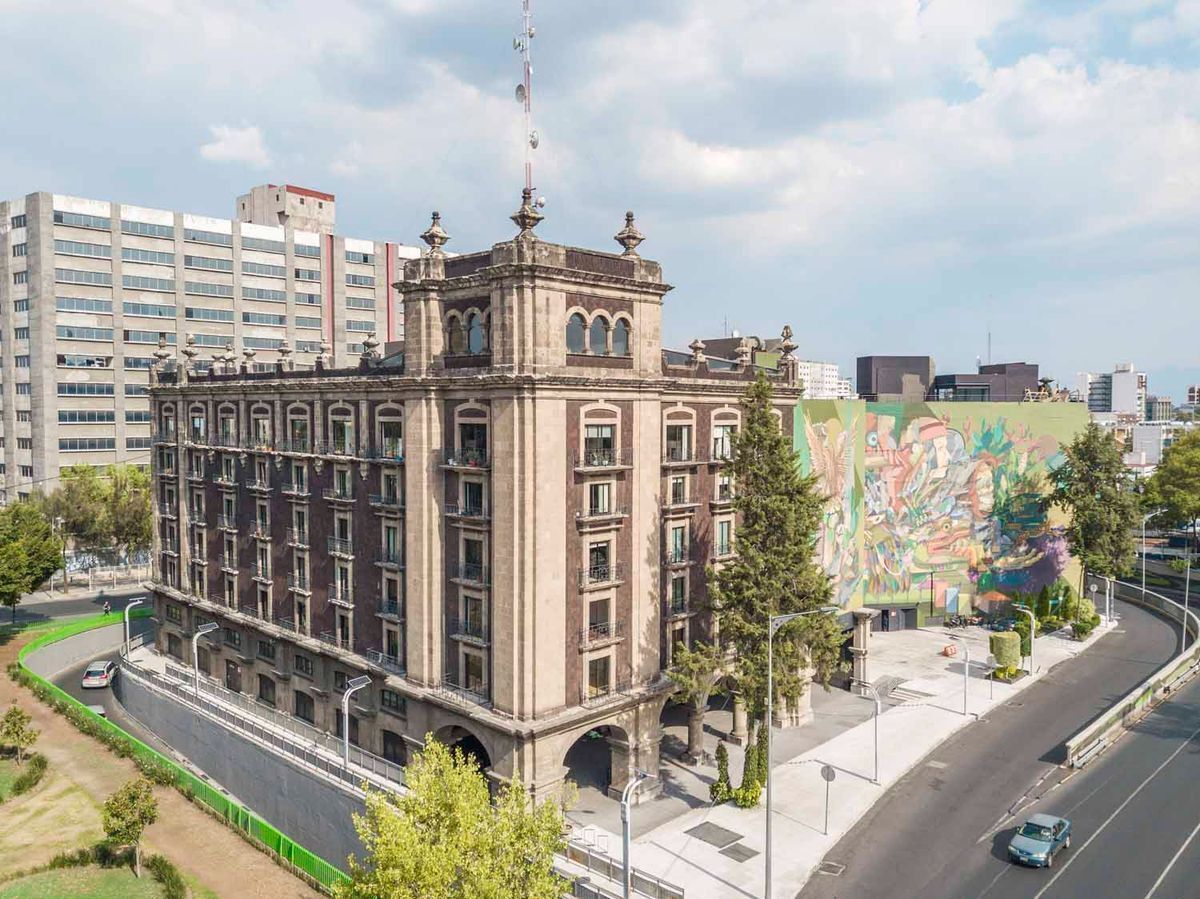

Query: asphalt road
54;654;166;753
6;588;147;626
800;596;1178;899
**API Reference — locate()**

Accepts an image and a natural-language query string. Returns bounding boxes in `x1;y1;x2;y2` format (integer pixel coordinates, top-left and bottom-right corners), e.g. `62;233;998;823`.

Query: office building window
242;287;286;302
123;274;173;292
121;219;175;239
11;214;27;229
14;327;28;340
53;210;110;230
346;319;374;333
55;239;111;259
346;250;375;264
184;281;234;298
346;273;375;287
295;316;322;330
56;296;113;313
13;271;29;285
123;302;176;318
186;255;234;273
294;243;321;258
57;325;114;341
242;312;286;326
242;236;285;254
295;292;321;306
184;228;233;247
242;261;285;278
294;268;321;282
59;437;116;451
122;247;174;266
59;410;115;423
185;307;234;322
125;357;154;370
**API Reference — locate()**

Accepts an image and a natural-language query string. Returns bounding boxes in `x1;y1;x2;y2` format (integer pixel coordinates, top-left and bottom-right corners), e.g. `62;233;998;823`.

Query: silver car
81;660;117;689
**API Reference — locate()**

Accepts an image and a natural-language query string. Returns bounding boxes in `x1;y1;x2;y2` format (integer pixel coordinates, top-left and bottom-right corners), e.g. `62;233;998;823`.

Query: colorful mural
796;400;1088;617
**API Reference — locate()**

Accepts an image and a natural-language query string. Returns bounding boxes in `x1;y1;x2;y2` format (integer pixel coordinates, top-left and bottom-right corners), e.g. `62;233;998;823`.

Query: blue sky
3;0;1197;400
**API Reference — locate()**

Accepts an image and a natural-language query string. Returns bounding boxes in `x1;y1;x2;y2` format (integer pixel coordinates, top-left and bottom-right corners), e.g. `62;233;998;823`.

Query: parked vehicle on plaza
1008;814;1072;868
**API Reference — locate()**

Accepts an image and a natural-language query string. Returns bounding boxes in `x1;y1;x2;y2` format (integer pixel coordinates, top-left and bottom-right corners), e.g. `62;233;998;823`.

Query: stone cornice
394;261;673;299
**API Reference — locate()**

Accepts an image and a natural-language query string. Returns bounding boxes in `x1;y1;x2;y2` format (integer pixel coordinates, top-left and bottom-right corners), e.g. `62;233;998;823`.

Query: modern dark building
856;355;935;402
929;362;1040;402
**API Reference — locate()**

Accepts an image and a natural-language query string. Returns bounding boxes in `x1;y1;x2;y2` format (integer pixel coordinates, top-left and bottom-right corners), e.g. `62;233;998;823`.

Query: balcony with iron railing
220;555;238;574
578;620;624;648
315;439;356;457
434;673;491;708
277;438;312;454
364;442;405;463
377;549;404;570
247;478;272;494
158;502;177;519
318;631;352;651
364;649;405;676
281;480;310;498
448;617;489;644
186;466;206;482
240;602;267;621
664;548;690;566
251;521;272;541
578;562;626;589
443;447;489;469
286;528;309;548
287;572;311;594
327;583;354;608
251;563;272;583
209;592;235;609
211;434;239;449
666;596;689;618
323;485;355;503
241;436;276;453
453;563;490;586
160;539;179;557
378;599;403;620
153;430;175;445
217;514;238;531
662;446;696;466
662;492;699;512
580;678;632;708
214;472;236;488
575;505;630;525
711;488;735;508
445;504;489;522
369;493;404;512
327;536;355;558
573;447;633;470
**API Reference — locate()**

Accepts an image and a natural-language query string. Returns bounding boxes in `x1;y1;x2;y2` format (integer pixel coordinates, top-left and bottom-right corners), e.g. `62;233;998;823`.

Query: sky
2;0;1197;400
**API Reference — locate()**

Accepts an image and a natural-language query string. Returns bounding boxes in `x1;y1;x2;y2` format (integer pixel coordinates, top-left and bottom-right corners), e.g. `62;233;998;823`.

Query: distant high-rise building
1145;395;1173;422
0;186;419;498
929;362;1040;402
1188;385;1200;406
1077;363;1147;420
856;355;935;402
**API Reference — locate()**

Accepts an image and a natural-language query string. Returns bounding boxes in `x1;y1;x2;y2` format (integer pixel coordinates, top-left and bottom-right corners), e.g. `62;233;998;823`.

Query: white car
81;660;117;689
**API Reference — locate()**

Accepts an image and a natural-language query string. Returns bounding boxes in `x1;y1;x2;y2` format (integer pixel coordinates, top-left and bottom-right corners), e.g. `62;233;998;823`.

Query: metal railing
455;563;489;585
662;494;695;509
247;479;272;492
315;440;356;457
252;522;271;540
251;564;271;582
368;493;404;511
287;528;309;548
158;502;177;518
220;555;238;572
364;444;405;463
319;631;351;651
327;536;355;556
580;679;633;707
364;649;406;676
445;504;489;520
281;481;309;497
578;562;626;588
148;657;405;789
323;486;354;502
277;439;312;454
448;617;489;642
287;573;311;593
378;599;403;619
573;448;633;469
433;675;491;708
666;598;688;616
214;473;236;487
443;447;489;468
378;550;404;568
664;548;688;565
579;621;624;647
663;446;694;463
564;840;685;899
576;506;630;521
327;585;354;608
217;514;237;530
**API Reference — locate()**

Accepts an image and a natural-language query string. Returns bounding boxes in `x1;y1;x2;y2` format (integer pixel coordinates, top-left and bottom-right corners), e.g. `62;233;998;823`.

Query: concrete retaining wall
24;619;153;678
113;672;367;866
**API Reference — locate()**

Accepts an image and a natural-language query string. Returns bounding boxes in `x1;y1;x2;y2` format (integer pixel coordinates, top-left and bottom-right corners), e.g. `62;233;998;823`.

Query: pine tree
705;372;846;753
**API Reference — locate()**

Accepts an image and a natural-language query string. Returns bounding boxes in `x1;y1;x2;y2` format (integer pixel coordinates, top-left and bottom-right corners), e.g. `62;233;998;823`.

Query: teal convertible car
1008;814;1072;868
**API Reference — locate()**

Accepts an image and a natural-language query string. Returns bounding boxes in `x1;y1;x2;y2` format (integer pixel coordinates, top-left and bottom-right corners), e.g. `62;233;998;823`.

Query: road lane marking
1143;816;1200;898
1033;718;1200;899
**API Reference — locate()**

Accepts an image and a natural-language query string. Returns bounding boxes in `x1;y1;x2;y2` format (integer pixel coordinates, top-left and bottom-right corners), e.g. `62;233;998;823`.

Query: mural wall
795;400;1088;618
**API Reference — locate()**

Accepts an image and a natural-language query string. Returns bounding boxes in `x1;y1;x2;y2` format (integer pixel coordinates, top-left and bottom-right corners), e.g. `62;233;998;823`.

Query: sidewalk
576;621;1115;898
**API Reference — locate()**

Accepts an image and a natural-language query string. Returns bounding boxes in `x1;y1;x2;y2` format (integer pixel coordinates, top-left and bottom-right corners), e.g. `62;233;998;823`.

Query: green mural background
795;400;1089;618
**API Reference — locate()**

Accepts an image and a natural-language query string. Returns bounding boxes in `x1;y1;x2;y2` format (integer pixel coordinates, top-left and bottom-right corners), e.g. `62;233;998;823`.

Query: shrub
10;752;47;796
1012;618;1032;657
1041;616;1064;633
710;742;732;803
990;631;1021;677
756;722;770;786
146;853;187;899
1073;614;1101;641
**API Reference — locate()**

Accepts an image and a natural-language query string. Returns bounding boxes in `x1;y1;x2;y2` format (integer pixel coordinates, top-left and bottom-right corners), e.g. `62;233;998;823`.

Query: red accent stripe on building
385;242;393;342
285;184;336;202
327;234;335;348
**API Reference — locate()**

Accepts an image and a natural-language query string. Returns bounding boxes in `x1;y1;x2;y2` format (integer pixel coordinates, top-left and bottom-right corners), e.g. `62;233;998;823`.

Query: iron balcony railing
667;597;688;616
364;443;405;463
211;434;239;448
665;548;688;565
220;555;237;572
573;447;633;469
580;678;633;707
315;440;355;457
579;620;624;647
318;630;352;651
327;536;355;557
327;583;354;608
187;467;206;481
364;649;405;676
251;564;271;582
213;473;236;487
158;502;177;518
663;446;694;463
241;437;275;452
448;617;489;643
435;674;491;707
455;563;489;586
247;478;272;493
369;493;404;511
281;480;309;497
277;438;312;454
443;447;489;468
240;602;265;620
286;528;309;548
287;573;311;593
578;562;626;588
217;514;237;530
152;430;175;444
251;521;271;540
663;493;696;508
576;505;630;521
378;549;404;568
378;599;403;619
445;504;489;521
323;486;355;502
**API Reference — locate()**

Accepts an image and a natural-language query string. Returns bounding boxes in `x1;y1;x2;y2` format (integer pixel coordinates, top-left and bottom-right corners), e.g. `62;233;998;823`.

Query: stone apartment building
148;196;800;800
0;184;417;497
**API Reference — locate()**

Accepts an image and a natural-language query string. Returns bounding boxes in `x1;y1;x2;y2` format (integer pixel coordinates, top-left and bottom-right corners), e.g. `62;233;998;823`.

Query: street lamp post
123;598;144;650
766;606;838;899
191;622;219;696
1089;582;1099;625
1143;509;1166;598
948;635;970;716
1013;605;1036;675
851;678;881;784
341;675;372;767
620;770;652;899
1181;550;1193;659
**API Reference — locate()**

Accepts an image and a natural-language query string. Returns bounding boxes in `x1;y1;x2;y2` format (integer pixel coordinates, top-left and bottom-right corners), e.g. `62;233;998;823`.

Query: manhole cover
719;843;759;863
818;861;846;876
684;822;742;849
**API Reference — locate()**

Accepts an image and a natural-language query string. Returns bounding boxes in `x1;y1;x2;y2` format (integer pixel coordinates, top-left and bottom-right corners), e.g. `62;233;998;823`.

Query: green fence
16;612;350;893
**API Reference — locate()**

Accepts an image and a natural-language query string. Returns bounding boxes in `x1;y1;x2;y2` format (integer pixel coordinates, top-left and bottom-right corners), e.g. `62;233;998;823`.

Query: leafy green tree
39;465;109;553
666;640;724;762
1147;430;1200;557
705;372;846;775
102;777;159;877
0;502;64;622
107;464;152;561
0;703;38;765
339;736;567;899
1050;422;1140;586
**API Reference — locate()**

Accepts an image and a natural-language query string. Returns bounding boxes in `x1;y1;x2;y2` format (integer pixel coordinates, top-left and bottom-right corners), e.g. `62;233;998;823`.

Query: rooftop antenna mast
515;0;537;193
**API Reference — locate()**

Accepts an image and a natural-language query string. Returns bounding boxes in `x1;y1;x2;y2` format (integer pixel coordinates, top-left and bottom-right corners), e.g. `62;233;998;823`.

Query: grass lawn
0;770;103;878
0;866;163;899
0;758;18;801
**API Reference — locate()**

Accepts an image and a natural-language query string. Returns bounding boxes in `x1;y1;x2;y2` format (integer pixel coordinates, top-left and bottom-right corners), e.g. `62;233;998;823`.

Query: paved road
53;654;167;754
800;597;1178;899
6;588;147;626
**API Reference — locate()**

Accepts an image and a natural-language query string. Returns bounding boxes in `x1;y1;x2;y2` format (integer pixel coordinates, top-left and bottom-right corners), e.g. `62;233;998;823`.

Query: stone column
851;609;880;696
730;693;748;745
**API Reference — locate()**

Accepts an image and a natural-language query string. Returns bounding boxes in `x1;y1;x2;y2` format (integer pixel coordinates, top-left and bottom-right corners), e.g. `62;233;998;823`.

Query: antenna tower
515;1;537;193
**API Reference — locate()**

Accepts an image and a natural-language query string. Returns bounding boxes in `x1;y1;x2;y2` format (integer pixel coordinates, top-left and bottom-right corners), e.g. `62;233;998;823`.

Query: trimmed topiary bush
710;742;732;803
990;631;1021;677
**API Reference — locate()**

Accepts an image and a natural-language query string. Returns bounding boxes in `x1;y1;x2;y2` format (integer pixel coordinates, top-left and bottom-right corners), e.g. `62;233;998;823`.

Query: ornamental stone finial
510;187;544;235
361;332;380;360
779;324;797;359
152;335;171;368
689;338;706;364
181;332;198;362
614;210;644;257
735;338;753;367
421;211;450;256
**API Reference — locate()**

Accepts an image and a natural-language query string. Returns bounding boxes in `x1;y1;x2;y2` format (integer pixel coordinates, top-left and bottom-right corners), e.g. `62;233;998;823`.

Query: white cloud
199;125;272;169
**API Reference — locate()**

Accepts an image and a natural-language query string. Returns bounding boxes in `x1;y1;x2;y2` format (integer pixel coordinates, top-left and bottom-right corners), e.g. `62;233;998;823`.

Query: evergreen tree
1050;422;1140;583
705;372;845;744
666;640;724;763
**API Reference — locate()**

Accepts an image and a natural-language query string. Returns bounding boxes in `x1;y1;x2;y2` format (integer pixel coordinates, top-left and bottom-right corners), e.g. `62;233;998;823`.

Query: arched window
466;313;484;354
447;315;465;354
566;313;587;354
612;318;630;357
589;315;610;356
